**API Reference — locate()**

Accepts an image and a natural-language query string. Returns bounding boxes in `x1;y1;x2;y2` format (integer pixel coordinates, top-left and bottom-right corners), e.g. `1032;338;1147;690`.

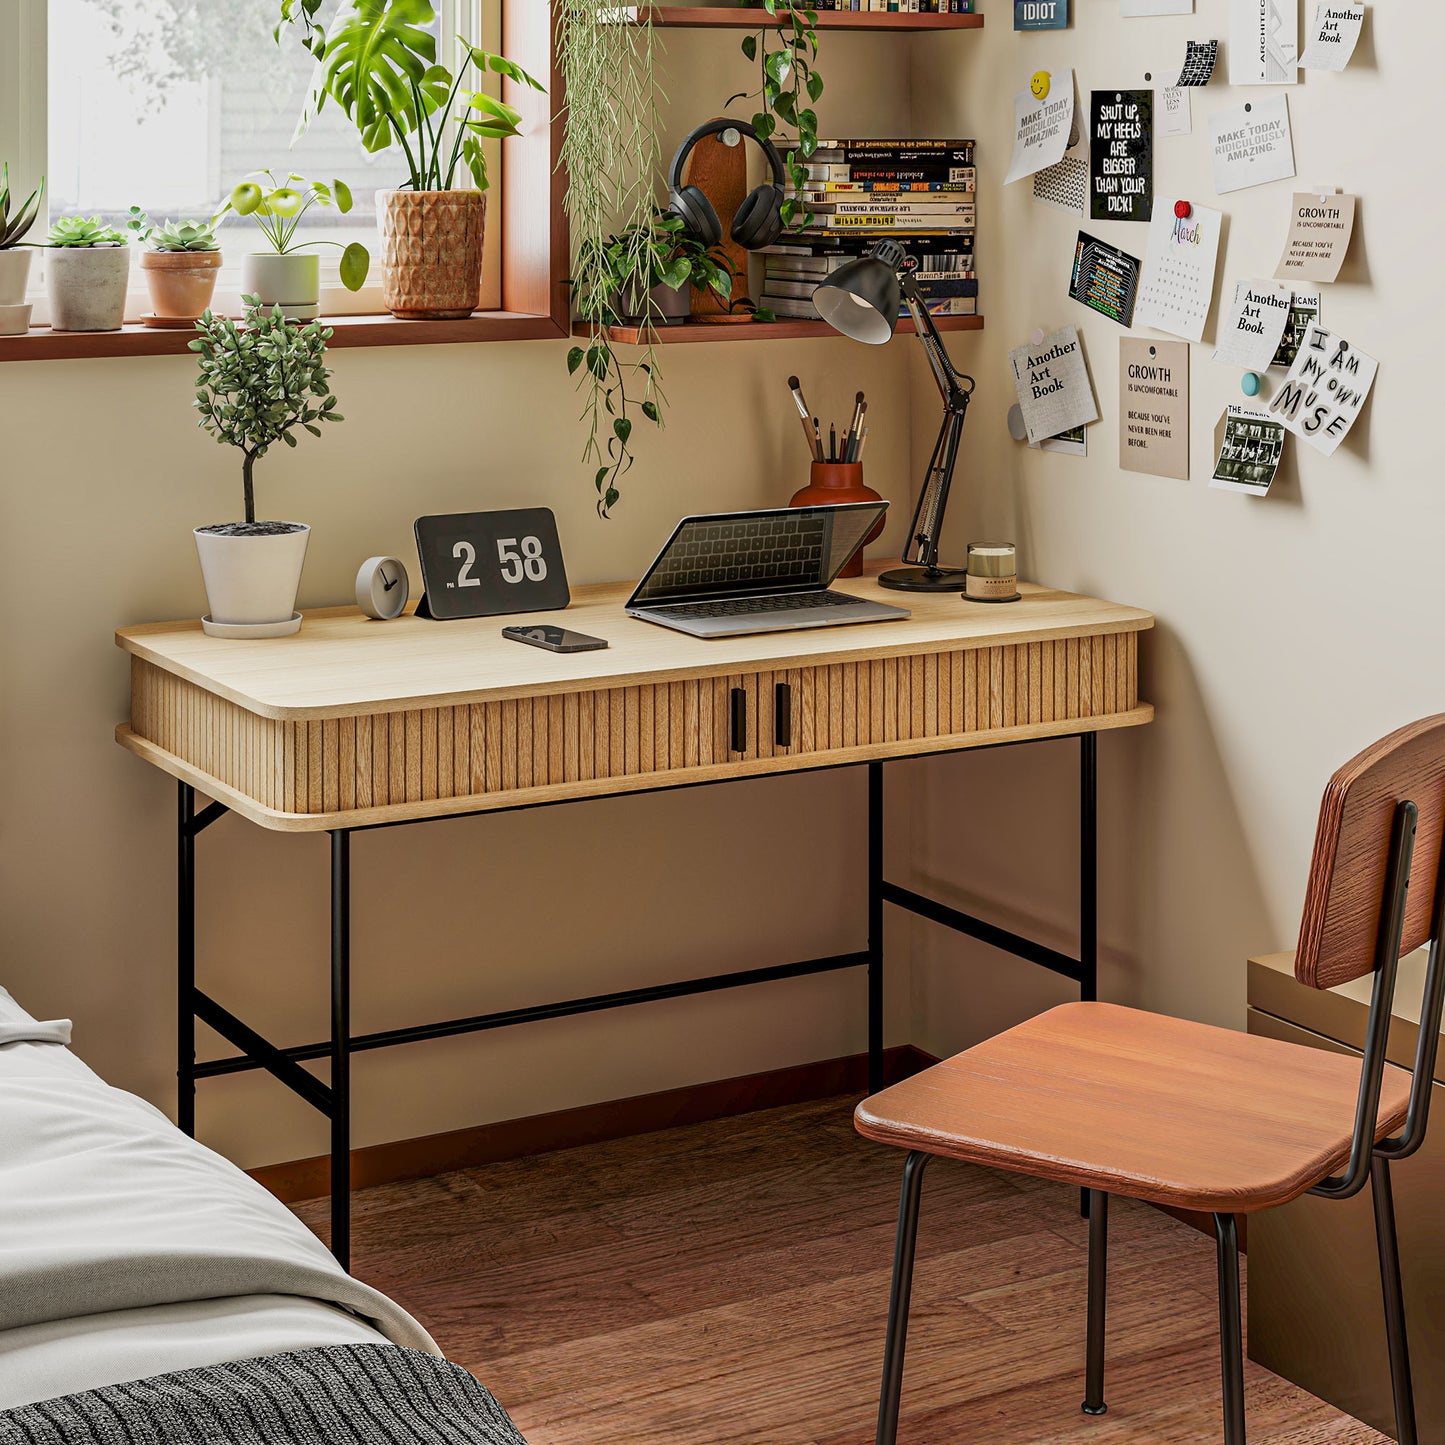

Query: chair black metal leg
868;761;884;1096
1079;734;1098;1221
177;782;197;1138
876;1151;931;1445
1214;1212;1246;1445
1082;1189;1109;1415
330;829;352;1271
1373;1157;1419;1445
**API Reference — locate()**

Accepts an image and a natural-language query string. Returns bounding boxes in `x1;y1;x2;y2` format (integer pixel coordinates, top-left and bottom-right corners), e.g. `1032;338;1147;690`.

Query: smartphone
501;624;609;654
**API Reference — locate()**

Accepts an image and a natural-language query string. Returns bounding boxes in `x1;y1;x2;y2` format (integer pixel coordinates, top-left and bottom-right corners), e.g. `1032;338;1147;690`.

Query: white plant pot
47;245;131;331
240;253;320;320
0;248;33;306
0;303;31;336
194;523;310;631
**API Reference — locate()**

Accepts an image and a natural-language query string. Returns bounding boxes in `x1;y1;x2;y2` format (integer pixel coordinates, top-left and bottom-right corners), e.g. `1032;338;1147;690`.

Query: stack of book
760;137;978;321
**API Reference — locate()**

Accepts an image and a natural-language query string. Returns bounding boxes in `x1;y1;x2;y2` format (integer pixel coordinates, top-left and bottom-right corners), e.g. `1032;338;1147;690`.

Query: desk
116;564;1154;1267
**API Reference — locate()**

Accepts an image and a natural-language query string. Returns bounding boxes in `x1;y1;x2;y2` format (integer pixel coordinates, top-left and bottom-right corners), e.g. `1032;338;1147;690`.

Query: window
5;0;502;322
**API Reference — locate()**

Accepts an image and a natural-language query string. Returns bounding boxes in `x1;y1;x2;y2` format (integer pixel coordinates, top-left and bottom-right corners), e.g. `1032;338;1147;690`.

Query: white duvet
0;986;440;1409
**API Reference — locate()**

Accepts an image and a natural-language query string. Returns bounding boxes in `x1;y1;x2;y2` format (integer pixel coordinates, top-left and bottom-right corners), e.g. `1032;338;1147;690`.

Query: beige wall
906;3;1445;1061
5;8;1439;1172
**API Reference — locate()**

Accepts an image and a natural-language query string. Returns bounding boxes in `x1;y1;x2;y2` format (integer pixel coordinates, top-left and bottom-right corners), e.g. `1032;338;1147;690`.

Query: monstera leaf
295;0;449;156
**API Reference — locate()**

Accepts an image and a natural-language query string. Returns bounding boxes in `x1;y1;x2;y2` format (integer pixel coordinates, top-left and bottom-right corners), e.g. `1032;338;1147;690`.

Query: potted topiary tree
127;210;224;327
0;165;44;335
46;215;131;331
275;0;543;320
188;296;344;638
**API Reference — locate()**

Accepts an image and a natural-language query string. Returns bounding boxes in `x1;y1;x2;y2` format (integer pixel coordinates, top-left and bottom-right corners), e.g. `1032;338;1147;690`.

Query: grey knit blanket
0;1345;528;1445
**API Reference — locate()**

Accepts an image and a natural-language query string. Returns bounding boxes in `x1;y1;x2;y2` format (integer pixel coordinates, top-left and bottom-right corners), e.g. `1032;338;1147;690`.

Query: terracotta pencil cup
789;462;886;578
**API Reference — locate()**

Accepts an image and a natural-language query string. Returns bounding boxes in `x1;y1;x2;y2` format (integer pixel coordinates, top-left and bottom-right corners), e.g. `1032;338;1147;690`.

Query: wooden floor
296;1098;1387;1444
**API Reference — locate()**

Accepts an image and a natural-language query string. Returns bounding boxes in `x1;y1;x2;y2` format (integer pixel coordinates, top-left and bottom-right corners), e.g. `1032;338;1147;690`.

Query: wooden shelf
629;6;983;30
577;314;983;345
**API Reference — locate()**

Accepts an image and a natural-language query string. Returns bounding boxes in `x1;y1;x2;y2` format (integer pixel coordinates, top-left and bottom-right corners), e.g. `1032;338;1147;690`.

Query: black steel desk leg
868;762;885;1095
177;782;197;1138
330;829;352;1271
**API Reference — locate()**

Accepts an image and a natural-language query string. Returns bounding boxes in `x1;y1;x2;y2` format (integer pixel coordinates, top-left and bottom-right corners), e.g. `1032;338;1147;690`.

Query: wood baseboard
251;1044;937;1205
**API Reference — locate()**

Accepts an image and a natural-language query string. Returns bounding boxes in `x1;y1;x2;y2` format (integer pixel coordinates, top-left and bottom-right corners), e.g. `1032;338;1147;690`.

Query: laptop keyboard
643;515;828;595
647;591;858;620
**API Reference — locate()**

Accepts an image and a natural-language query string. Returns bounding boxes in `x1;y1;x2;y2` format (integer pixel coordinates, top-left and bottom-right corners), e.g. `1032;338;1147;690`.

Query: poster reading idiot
1120;339;1190;480
1016;0;1067;28
1009;326;1099;444
1212;405;1287;495
1268;321;1377;455
1090;91;1153;222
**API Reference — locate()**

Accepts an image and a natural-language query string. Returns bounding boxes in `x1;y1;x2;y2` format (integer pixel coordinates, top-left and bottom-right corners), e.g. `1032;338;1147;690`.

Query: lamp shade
813;255;901;345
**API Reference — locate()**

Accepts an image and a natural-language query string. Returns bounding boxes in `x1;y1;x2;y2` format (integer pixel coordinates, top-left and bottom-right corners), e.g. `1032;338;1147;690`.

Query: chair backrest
1296;715;1445;991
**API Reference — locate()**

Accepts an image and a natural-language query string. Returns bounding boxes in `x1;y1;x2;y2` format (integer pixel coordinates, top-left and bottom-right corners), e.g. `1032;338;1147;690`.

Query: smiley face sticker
1030;70;1052;100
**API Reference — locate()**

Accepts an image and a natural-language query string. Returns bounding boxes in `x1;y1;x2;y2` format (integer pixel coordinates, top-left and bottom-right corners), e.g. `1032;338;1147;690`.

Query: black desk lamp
813;239;976;592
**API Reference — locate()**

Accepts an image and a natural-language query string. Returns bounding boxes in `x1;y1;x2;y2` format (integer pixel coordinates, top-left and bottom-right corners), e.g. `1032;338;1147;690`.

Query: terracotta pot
377;189;486;320
789;463;886;579
47;245;130;331
140;248;222;321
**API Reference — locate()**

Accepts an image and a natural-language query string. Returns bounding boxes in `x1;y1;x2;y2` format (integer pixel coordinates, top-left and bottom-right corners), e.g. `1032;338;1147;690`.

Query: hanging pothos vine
558;3;666;519
733;2;822;230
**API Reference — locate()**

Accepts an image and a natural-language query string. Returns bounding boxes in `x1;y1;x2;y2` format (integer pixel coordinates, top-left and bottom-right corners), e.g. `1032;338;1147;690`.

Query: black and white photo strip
1211;405;1287;495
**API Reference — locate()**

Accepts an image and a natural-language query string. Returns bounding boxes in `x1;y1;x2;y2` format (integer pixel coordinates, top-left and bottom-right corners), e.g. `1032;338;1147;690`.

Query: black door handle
730;688;747;753
775;682;792;747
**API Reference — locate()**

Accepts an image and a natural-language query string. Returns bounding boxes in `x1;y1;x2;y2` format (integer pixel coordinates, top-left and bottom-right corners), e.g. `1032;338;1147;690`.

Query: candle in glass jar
965;542;1020;602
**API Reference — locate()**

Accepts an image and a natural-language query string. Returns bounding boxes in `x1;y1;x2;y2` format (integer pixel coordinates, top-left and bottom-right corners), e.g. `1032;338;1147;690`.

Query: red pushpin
1174;200;1192;219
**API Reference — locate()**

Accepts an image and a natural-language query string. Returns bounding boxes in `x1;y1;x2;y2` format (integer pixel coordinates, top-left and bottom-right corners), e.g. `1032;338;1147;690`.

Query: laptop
625;502;911;639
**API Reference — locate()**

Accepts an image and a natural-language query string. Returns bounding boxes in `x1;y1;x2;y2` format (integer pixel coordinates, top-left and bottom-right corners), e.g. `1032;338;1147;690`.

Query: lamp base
877;565;968;593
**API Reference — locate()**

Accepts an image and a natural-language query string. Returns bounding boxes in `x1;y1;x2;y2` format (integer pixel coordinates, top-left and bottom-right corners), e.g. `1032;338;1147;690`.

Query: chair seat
855;1002;1412;1213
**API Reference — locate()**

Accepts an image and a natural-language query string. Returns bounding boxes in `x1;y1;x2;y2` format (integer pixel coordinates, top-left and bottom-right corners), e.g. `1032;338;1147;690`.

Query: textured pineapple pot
377;189;486;320
0;247;33;305
47;245;130;331
141;249;222;323
240;253;320;321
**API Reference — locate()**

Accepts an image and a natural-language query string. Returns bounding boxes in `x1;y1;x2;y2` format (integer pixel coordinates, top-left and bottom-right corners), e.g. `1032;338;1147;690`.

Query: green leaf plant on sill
274;0;544;322
217;171;370;288
731;1;823;231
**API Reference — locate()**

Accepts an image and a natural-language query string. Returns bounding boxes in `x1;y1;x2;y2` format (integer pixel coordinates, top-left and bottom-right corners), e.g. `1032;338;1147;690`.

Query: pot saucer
201;613;303;639
141;313;206;330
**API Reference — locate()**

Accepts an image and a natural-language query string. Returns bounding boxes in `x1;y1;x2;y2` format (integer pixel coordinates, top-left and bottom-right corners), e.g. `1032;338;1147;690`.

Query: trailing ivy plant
556;0;665;519
734;1;822;229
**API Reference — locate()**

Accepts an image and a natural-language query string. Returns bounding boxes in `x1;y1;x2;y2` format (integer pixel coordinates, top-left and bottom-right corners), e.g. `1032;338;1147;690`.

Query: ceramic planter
47;245;130;331
141;248;222;325
194;523;310;637
0;303;31;336
377;189;486;320
0;247;33;306
613;278;692;328
240;253;320;320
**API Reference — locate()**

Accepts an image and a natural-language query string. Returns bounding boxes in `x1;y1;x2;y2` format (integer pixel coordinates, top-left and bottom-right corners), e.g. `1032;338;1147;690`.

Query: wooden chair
855;716;1445;1445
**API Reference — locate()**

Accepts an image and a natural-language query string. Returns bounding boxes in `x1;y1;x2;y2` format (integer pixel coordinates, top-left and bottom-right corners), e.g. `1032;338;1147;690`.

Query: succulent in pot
276;0;544;320
188;295;345;637
45;215;131;333
214;170;369;321
127;209;224;327
0;164;44;333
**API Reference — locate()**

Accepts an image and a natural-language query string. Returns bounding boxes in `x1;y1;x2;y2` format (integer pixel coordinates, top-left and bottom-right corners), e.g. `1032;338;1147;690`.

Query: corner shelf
628;6;983;30
576;314;984;345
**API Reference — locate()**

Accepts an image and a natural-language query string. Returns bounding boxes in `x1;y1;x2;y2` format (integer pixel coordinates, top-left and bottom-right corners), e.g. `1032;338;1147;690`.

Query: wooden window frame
0;0;568;364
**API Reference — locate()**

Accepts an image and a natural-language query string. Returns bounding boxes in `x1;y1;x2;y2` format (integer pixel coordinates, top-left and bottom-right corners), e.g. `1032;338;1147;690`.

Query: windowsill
0;309;568;363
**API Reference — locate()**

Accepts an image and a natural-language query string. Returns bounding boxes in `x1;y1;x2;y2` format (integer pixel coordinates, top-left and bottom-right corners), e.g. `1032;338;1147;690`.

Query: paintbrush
844;391;866;460
787;376;823;461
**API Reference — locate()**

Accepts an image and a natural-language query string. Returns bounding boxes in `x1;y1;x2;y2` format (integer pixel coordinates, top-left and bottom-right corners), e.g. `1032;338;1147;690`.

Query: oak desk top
115;564;1155;722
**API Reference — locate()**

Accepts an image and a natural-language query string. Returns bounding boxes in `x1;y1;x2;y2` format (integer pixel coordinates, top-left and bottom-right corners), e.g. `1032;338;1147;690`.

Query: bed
0;985;526;1441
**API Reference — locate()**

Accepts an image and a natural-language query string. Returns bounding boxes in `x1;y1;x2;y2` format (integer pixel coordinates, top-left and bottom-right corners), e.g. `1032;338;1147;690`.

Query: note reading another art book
1300;2;1365;70
1120;339;1190;481
1210;96;1296;194
1273;286;1320;368
1213;279;1293;369
1229;0;1298;84
1090;90;1153;222
1274;192;1356;283
1006;70;1076;185
1009;326;1099;444
1211;405;1287;495
1267;321;1377;456
1133;198;1223;343
1070;233;1142;327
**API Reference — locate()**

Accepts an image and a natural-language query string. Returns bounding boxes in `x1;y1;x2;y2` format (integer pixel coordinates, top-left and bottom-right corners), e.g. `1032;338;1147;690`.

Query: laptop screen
628;503;887;607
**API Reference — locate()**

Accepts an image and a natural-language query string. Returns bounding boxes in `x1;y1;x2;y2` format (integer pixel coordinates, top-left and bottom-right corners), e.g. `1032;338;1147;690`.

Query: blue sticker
1015;0;1068;30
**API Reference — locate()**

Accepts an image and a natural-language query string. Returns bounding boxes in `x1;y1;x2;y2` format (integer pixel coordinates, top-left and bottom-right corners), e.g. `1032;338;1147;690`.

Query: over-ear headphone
668;119;788;252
